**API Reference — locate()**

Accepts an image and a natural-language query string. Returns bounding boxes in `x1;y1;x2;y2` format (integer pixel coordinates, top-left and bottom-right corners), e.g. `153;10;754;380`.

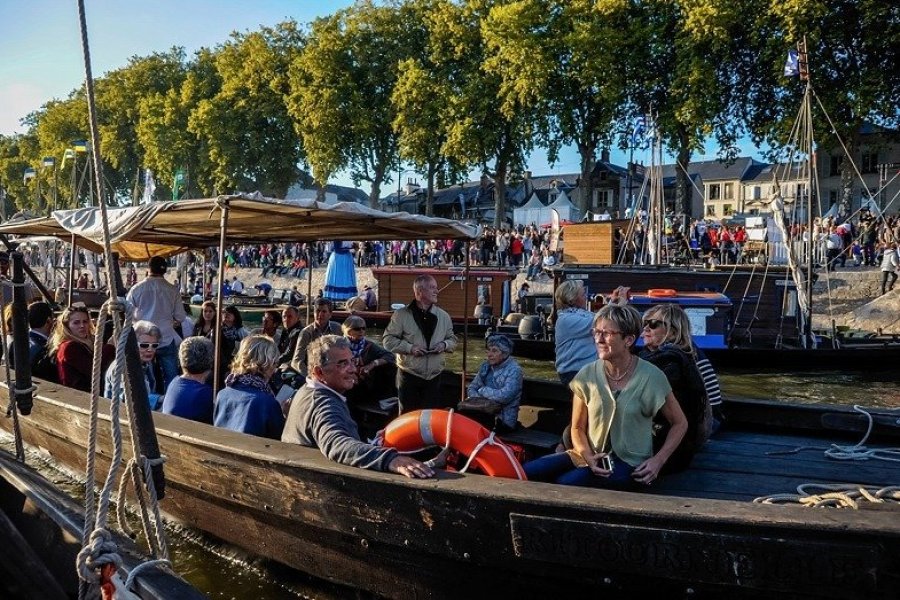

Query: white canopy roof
0;193;479;261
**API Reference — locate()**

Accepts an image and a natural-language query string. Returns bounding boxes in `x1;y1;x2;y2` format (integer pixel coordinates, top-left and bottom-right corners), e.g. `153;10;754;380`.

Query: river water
6;331;898;599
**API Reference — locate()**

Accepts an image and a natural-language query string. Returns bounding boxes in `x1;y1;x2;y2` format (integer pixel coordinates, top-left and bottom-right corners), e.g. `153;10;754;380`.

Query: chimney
404;178;420;195
523;170;532;180
601;148;610;163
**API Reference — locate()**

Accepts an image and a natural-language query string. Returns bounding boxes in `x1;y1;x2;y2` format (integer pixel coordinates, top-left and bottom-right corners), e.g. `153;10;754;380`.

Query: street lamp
395;167;418;214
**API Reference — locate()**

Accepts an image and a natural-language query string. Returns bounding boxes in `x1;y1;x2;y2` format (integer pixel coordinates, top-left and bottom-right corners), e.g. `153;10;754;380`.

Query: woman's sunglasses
138;342;160;350
642;319;665;330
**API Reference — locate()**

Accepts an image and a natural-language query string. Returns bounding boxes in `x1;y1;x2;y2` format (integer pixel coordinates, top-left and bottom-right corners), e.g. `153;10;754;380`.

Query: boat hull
3;378;900;599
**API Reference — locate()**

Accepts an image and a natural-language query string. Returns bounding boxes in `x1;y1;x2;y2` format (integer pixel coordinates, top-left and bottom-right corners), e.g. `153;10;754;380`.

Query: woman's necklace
605;355;635;384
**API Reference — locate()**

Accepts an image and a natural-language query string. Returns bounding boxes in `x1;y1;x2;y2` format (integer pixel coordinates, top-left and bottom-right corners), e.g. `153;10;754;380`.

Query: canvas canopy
0;193;480;261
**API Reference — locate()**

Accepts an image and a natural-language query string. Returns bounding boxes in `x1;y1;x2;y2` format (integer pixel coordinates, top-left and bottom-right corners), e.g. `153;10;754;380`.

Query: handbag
457;396;501;416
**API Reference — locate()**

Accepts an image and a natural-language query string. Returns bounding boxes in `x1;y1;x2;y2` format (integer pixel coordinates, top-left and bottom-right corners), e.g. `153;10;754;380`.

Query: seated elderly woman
103;320;163;410
214;335;285;439
460;334;523;432
524;304;687;489
341;315;396;405
162;336;215;424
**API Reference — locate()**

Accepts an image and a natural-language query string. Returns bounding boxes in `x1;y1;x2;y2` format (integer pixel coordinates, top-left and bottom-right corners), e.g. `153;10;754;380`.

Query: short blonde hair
555;279;584;309
229;335;278;376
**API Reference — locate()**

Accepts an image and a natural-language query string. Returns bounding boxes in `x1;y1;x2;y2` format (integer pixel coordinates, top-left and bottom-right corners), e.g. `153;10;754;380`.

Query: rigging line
746;259;770;339
810;87;881;205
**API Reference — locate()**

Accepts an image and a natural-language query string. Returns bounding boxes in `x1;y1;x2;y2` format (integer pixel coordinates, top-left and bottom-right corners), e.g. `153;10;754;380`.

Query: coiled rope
754;405;900;508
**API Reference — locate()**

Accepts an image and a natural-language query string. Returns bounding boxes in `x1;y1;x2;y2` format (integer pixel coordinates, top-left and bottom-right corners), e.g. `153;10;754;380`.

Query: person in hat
361;284;377;311
462;334;523;432
126;256;186;389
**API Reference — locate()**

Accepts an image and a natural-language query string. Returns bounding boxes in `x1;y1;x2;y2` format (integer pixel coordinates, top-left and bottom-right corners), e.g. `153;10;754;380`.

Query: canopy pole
305;245;313;325
67;234;77;305
461;240;470;401
212;199;230;398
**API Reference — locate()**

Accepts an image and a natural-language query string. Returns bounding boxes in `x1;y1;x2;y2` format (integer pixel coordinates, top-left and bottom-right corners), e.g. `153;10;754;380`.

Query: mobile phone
600;454;614;471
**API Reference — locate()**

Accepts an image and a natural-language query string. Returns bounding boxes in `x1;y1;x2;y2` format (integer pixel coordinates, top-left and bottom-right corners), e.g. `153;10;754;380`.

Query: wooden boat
3;374;899;600
0;448;204;600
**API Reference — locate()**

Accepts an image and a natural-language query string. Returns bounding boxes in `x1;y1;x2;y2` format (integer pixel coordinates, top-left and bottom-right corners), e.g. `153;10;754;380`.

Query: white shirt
126;275;186;346
232;279;244;293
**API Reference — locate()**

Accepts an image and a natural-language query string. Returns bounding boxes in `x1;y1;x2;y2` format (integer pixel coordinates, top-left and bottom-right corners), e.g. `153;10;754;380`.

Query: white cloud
0;81;48;136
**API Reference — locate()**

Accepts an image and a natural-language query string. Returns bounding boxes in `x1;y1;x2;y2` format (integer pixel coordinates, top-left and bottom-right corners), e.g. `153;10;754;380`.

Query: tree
741;0;900;210
189;23;305;198
0;133;40;216
288;2;418;207
429;0;538;228
485;0;631;217
629;0;748;216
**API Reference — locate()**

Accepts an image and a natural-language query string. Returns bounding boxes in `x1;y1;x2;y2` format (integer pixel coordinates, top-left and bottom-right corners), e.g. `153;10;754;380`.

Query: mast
800;36;814;339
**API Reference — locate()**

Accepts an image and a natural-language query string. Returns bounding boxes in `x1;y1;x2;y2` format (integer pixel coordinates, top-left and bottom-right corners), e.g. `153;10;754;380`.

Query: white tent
513;194;546;228
548;191;578;222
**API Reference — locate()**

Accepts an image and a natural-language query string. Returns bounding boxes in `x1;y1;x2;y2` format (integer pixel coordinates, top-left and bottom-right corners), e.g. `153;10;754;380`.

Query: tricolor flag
172;168;186;201
61;148;76;168
73;140;88;153
42;156;55;168
631;116;650;150
23;168;36;184
783;50;799;77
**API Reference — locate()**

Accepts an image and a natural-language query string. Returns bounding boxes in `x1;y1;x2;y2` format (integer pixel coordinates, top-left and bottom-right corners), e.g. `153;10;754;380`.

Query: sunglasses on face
643;319;665;330
138;342;160;350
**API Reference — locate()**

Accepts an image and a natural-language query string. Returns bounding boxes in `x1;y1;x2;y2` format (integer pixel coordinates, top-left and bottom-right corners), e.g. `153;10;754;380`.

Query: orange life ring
383;409;527;479
647;288;678;298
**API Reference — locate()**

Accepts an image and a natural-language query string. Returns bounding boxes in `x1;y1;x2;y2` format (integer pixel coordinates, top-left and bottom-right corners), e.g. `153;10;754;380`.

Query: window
752;186;761;200
706;204;717;217
829;156;842;177
708;184;721;200
723;183;734;200
595;189;612;209
723;204;734;216
861;152;878;174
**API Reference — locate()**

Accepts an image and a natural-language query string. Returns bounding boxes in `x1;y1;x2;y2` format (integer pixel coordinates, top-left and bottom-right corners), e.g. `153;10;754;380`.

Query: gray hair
179;336;214;375
307;335;351;374
554;279;584;309
413;274;436;292
485;334;513;356
133;320;161;340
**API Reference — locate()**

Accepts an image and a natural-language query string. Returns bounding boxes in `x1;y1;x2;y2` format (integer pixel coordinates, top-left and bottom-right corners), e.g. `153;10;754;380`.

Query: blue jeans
156;340;179;390
524;452;637;489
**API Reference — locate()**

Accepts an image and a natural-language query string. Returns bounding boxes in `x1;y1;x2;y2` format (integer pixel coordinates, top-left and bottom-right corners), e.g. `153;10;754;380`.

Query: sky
0;0;766;192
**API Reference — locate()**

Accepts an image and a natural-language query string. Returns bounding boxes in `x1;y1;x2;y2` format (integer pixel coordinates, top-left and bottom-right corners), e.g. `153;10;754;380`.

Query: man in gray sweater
282;335;434;479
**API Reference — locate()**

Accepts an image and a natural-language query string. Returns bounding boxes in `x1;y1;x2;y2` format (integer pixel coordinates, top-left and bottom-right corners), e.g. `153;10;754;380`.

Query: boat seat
498;427;560;454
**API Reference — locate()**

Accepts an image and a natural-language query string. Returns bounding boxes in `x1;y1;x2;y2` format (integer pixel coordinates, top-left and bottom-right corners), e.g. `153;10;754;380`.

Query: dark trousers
397;369;442;414
881;271;898;295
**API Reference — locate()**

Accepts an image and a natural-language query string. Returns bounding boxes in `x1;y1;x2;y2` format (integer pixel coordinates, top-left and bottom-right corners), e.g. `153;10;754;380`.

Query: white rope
123;558;171;593
755;406;900;508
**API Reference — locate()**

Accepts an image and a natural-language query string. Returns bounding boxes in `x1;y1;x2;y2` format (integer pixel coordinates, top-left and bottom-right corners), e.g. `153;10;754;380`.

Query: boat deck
651;426;900;503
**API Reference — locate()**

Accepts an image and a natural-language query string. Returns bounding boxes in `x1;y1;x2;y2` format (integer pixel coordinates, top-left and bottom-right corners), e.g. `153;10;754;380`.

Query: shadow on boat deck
651;427;900;503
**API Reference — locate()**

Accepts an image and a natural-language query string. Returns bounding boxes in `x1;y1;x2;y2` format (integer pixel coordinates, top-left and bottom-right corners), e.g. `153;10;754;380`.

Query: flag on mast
783;50;800;77
23;168;36;184
72;140;88;153
631;116;649;149
42;156;55;168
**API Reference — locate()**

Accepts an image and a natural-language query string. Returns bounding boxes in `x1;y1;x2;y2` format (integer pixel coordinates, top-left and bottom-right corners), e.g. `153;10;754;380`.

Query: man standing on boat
126;256;185;388
290;298;342;376
383;274;456;414
282;335;434;478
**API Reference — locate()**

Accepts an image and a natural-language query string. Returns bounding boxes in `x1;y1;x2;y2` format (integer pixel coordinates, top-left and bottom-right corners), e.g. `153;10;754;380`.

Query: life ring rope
384;409;526;479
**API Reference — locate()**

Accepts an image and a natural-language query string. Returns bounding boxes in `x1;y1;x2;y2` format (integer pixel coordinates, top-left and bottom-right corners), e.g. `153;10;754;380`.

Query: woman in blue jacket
214;335;285;439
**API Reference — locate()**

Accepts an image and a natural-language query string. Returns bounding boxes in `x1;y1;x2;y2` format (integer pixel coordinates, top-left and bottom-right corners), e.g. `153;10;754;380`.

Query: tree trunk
493;161;507;229
578;142;596;220
675;130;692;217
426;163;436;217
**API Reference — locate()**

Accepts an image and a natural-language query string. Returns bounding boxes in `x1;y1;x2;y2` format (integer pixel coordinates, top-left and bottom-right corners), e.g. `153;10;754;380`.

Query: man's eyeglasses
642;319;665;330
138;342;160;350
592;329;622;340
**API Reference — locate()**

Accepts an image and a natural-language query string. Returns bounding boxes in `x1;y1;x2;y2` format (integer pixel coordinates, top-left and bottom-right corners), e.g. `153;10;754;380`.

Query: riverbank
222;263;898;334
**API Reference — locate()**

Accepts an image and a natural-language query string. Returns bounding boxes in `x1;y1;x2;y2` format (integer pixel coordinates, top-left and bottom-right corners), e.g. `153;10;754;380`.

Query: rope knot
76;528;122;583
